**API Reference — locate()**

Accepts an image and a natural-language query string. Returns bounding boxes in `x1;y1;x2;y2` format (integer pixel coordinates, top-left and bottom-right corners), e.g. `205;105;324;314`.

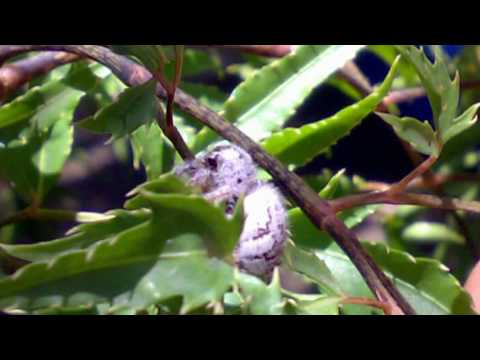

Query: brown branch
337;61;373;97
0;45;415;315
0;52;80;100
154;107;194;161
388;155;439;194
216;45;480;259
331;190;480;214
401;141;479;260
0;48;193;162
383;79;480;107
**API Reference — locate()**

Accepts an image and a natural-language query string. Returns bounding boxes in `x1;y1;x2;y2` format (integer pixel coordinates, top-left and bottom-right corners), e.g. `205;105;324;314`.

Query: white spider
174;142;289;280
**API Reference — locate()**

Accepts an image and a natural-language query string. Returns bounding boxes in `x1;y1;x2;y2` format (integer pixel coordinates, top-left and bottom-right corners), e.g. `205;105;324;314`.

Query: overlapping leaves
193;45;366;151
0;175;243;313
0;63;105;202
377;45;480;155
262;56;401;167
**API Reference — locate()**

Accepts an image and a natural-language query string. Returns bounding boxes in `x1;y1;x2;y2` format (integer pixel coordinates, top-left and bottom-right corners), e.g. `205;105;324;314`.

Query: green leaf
319;169;346;199
129;189;244;258
126;173;196;200
130;123;168;179
112;47;219;80
0;217;235;314
193;45;365;151
326;78;363;101
0;63;107;202
0;209;151;262
402;222;465;245
289;205;378;249
285;293;341;315
283;241;342;295
235;269;285;315
262;56;400;167
78;79;158;142
396;45;460;141
442;103;480;144
178;49;223;78
315;242;475;315
302;168;358;195
0;93;83;202
368;45;418;86
180;82;227;113
0;62;99;130
376;113;439;156
0;81;71;130
34;305;100;315
111;45;168;74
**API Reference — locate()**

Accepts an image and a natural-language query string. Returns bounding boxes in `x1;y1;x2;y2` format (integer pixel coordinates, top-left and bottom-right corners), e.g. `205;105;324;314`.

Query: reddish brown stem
341;296;392;315
388;155;438;194
360;173;480;192
331;190;480;214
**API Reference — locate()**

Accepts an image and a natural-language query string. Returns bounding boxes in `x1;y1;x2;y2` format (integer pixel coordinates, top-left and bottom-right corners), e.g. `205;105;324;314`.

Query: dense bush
0;45;479;315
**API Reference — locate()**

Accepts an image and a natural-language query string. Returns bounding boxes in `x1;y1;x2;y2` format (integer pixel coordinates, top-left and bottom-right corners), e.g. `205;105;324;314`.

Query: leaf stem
0;207;110;229
330;190;480;214
340;296;392;315
388;155;438;194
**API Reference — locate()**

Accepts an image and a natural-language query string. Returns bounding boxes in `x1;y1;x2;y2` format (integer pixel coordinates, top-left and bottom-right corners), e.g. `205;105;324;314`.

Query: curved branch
331;190;480;214
0;45;415;315
0;52;80;100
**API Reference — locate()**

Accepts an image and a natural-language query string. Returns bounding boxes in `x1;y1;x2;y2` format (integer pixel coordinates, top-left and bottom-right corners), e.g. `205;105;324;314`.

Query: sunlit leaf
284;241;342;295
0;209;150;262
78;79;158;142
235;269;285;315
315;242;475;315
262;56;400;167
193;45;365;151
402;222;465;245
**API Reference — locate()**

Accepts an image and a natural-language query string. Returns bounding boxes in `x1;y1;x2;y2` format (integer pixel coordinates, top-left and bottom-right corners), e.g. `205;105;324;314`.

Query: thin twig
331;190;480;214
155;107;194;160
360;173;480;192
383;79;480;107
0;45;415;315
0;207;106;229
0;52;80;100
388;155;439;194
340;296;392;315
401;141;479;259
151;46;194;161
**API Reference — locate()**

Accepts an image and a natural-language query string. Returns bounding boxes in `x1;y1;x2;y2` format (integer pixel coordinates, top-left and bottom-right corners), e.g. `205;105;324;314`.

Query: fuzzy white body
234;183;289;280
174;143;288;280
